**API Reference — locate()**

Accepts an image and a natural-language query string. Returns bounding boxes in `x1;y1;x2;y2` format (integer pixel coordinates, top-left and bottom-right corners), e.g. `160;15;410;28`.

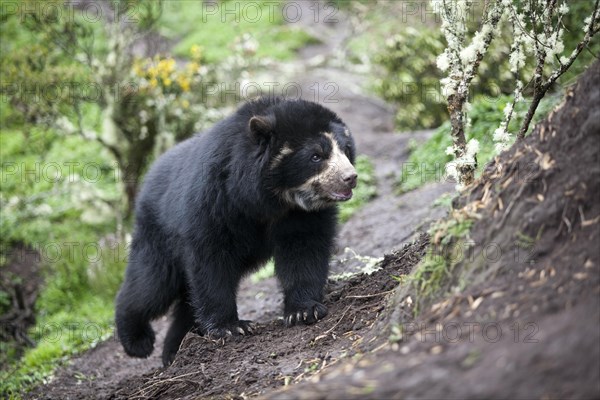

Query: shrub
397;94;561;192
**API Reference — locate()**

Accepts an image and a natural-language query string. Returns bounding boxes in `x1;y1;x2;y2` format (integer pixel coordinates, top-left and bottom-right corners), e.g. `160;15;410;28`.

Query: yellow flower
186;61;200;74
147;65;158;79
149;78;158;88
163;77;172;87
191;45;202;60
177;75;191;92
158;58;176;75
181;99;190;109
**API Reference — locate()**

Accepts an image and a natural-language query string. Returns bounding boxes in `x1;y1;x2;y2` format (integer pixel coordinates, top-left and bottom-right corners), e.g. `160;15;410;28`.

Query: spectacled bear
115;97;357;366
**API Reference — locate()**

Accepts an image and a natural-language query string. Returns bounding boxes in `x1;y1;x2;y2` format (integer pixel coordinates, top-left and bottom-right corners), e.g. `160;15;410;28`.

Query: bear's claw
206;320;255;339
285;302;328;327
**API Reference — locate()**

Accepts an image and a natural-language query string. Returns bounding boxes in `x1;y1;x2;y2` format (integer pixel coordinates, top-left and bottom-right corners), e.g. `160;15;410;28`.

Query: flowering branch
515;0;600;139
435;0;506;188
435;0;599;184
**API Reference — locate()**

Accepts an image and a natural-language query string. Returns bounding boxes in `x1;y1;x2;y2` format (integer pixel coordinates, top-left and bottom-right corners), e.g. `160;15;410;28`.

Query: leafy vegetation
373;25;447;130
251;259;276;283
1;296;115;396
397;93;561;193
0;119;126;396
363;1;599;131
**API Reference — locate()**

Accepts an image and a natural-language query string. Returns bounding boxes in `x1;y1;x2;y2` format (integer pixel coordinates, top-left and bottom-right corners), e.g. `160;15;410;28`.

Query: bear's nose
343;173;358;188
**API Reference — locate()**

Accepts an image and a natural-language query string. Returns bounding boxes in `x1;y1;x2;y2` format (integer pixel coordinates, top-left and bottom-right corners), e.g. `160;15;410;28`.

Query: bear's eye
345;144;352;154
311;154;322;163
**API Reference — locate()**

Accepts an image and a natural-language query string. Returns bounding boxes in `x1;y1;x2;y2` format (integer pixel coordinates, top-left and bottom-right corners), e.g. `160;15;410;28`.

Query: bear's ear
249;114;275;142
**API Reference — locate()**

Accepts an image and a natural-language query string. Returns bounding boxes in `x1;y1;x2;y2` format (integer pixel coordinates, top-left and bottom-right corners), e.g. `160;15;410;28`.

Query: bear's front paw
205;320;256;339
285;302;328;326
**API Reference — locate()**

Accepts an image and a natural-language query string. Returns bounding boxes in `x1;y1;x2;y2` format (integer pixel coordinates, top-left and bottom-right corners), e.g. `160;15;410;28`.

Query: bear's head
248;98;357;212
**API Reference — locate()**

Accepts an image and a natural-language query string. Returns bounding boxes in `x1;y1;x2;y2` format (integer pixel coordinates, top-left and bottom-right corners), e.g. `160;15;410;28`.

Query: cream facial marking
322;132;355;183
270;143;293;169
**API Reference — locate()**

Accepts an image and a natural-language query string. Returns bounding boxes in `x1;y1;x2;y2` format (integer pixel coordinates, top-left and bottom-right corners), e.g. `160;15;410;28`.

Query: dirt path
27;3;453;398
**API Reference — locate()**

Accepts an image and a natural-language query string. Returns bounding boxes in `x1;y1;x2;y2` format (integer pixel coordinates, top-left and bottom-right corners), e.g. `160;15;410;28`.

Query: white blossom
558;4;569;15
466;139;480;157
446;162;458;181
544;28;565;63
436;52;451;71
503;103;514;119
140;125;148;140
495;142;509;153
493;126;511;143
460;25;492;66
139;110;148;124
583;16;593;33
513;80;524;102
440;76;457;96
509;45;526;73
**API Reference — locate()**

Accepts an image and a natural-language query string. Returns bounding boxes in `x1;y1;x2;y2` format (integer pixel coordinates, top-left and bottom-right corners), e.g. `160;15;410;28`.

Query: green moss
410;215;473;309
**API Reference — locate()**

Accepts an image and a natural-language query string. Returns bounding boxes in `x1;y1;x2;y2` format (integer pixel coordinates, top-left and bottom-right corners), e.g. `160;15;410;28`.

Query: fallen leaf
470;297;484;310
538;153;555;170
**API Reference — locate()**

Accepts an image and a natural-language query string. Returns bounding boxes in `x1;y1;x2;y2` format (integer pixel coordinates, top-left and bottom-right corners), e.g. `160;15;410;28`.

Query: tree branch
517;0;600;139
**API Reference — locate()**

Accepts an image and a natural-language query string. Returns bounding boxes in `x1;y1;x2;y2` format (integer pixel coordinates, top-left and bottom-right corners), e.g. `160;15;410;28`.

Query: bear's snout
343;172;358;189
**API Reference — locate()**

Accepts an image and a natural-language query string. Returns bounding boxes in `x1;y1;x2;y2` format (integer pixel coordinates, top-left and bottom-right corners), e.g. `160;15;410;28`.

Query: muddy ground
23;2;600;400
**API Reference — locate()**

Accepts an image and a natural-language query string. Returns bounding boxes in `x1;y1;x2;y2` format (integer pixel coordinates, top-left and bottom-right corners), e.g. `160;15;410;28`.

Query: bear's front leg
273;209;337;326
184;249;255;338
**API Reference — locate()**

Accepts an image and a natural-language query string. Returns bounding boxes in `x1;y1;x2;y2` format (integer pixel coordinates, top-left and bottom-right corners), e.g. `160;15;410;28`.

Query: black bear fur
115;97;357;366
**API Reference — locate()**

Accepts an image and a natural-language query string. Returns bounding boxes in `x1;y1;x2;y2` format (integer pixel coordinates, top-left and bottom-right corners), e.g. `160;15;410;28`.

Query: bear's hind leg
162;299;195;366
116;239;180;358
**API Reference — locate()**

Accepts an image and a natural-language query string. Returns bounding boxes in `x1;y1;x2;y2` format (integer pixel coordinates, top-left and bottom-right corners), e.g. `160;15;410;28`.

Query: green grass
410;214;473;312
0;119;125;397
250;259;276;283
397;94;562;193
158;0;318;62
0;295;114;396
